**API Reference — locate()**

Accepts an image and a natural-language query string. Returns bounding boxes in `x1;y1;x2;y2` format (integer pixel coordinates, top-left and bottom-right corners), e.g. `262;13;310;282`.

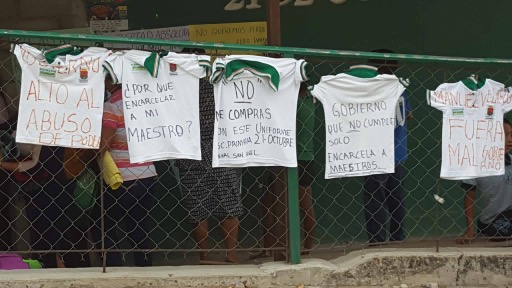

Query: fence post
287;166;301;264
283;52;302;264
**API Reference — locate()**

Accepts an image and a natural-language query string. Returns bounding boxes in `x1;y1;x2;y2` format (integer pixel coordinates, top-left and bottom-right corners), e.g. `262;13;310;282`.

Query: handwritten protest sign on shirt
211;55;308;167
14;44;108;149
104;50;210;163
428;79;512;179
311;73;405;179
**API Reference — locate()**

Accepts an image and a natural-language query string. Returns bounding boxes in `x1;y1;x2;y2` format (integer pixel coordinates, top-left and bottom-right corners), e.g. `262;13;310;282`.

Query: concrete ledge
1;248;512;287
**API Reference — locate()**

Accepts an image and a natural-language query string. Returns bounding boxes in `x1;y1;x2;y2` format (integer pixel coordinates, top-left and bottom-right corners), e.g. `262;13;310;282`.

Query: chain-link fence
0;30;512;269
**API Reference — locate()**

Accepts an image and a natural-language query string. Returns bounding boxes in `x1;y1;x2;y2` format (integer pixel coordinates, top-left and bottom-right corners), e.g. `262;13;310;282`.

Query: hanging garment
428;78;512;179
310;65;405;179
210;55;309;167
14;44;109;149
104;50;210;163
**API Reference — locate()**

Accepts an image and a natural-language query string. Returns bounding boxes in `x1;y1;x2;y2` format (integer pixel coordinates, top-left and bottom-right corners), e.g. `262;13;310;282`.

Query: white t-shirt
427;79;512;179
104;50;210;163
14;44;109;149
311;71;405;179
211;55;309;167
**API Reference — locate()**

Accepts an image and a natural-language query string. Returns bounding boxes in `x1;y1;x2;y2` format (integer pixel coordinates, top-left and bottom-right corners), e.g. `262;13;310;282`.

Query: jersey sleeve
308;76;331;104
404;91;412;115
13;44;24;70
502;87;512;113
295;59;310;83
103;52;123;84
426;84;451;112
461;178;477;190
183;55;211;79
13;44;35;70
210;57;226;84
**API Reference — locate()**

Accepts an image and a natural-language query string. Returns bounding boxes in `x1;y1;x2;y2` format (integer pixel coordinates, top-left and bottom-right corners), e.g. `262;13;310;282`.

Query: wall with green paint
127;0;512;58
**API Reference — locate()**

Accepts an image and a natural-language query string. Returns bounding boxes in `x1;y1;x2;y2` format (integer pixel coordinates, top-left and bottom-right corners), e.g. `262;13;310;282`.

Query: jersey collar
143;51;162;78
461;75;486;91
223;59;281;92
344;65;379;78
142;51;211;79
42;44;83;65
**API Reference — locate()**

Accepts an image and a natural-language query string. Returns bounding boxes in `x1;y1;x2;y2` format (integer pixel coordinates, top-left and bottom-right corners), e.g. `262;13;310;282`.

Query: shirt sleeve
103;52;123;84
210;57;226;84
426;84;452;112
102;92;122;129
182;55;211;79
13;44;28;70
461;178;477;190
502;87;512;113
17;144;41;172
295;59;310;83
403;90;412;114
309;75;334;104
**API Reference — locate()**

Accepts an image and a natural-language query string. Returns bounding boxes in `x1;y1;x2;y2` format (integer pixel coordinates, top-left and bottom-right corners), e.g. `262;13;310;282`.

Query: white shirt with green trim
311;71;405;179
104;50;211;163
14;44;109;149
211;55;309;167
427;79;512;180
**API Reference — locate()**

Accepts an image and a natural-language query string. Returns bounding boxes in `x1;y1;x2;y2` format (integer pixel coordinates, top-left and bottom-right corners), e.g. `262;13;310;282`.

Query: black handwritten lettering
233;80;254;102
228;108;271;120
332;101;387;117
127;124;184;143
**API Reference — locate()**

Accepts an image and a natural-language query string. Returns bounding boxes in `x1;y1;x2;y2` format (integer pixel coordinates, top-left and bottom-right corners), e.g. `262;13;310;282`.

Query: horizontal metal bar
1;248;286;254
2;29;512;65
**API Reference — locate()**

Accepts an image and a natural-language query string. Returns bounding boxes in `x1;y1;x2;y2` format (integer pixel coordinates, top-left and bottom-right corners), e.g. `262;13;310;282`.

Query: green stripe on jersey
224;60;280;92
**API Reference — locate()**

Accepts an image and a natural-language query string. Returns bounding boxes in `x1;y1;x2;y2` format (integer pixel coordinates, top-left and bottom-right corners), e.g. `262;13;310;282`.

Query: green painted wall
127;0;512;58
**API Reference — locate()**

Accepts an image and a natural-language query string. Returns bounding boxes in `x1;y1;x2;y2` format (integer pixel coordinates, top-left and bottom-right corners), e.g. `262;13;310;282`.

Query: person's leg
58;180;92;268
103;185;123;267
221;217;239;263
249;169;274;259
23;181;57;268
127;178;155;267
478;209;512;238
387;165;406;242
299;185;315;251
194;219;209;261
270;166;287;261
363;174;387;243
298;161;316;253
0;170;11;251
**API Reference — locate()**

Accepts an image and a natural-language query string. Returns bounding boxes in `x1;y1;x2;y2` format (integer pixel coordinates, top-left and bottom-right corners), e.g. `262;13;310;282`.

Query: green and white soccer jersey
310;66;405;179
14;44;109;149
211;55;309;167
427;79;512;180
104;50;211;163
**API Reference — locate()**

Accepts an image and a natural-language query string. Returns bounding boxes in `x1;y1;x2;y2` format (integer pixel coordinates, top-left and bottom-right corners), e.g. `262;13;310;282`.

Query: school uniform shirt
310;65;406;179
13;44;109;149
210;55;309;167
104;50;210;163
427;79;512;180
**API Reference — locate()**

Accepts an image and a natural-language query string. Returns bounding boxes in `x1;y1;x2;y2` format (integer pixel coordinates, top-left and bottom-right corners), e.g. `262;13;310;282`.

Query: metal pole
267;0;281;47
